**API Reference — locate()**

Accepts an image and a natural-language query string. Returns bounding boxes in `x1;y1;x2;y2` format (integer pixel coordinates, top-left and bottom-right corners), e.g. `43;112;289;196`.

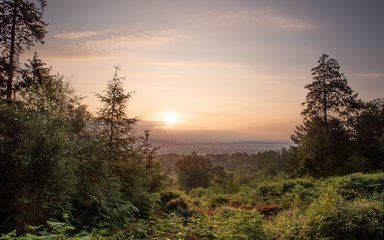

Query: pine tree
290;54;359;177
95;66;162;217
302;54;358;125
0;0;47;100
95;65;137;163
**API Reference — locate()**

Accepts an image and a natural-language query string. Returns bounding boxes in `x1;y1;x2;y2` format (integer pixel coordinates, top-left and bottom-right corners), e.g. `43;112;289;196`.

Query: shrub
208;195;229;208
160;189;182;203
165;197;190;215
189;187;207;198
213;208;269;240
266;209;306;240
305;193;384;240
327;172;384;199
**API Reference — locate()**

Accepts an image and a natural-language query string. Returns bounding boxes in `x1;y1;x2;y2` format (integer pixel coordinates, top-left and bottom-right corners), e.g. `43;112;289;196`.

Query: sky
29;0;384;142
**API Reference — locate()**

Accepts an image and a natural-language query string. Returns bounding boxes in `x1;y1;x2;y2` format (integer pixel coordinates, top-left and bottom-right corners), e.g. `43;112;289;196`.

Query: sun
161;111;180;127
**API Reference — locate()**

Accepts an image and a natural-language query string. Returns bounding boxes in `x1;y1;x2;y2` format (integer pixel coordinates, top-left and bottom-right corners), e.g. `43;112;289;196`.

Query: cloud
194;9;313;30
84;29;182;51
54;31;98;40
30;44;112;61
48;29;183;59
352;73;384;78
54;29;117;40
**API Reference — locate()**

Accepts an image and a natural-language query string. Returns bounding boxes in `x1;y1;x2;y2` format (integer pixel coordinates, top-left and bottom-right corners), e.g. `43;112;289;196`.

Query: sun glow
161;111;181;127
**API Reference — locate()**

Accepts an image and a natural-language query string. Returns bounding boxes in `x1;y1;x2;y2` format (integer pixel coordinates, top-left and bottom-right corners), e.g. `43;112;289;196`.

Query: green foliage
213;208;269;240
290;54;371;178
0;0;47;99
95;65;137;163
175;153;215;191
0;65;164;234
305;193;384;239
268;173;384;239
0;102;79;232
324;172;384;200
292;117;352;177
352;98;384;169
160;189;182;203
302;54;358;123
207;195;230;208
94;66;163;218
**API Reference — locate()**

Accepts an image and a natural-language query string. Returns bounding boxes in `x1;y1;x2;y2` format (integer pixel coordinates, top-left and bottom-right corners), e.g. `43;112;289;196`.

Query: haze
31;0;384;141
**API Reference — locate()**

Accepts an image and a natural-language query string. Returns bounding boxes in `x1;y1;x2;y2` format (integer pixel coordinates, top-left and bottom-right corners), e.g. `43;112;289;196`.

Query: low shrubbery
2;172;384;239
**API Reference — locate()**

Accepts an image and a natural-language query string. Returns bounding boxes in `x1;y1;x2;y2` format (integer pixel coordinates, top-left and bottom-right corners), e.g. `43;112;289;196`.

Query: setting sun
161;111;181;127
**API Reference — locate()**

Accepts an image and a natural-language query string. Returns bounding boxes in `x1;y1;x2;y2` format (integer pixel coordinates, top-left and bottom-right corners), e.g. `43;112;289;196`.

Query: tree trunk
323;79;328;124
6;1;18;100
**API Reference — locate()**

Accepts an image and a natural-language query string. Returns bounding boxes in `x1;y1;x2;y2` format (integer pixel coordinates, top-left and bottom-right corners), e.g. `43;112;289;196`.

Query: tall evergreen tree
302;54;358;125
291;54;359;177
95;66;162;217
95;65;137;163
0;0;47;100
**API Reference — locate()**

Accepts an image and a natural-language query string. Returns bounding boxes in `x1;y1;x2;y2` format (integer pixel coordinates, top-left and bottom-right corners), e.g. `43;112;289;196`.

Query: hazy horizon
26;0;384;141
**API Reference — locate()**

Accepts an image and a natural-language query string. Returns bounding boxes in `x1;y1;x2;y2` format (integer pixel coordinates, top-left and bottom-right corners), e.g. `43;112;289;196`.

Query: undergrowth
2;172;384;239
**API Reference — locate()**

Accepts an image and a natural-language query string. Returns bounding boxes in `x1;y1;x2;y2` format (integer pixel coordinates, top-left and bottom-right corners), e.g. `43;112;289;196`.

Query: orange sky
28;0;384;141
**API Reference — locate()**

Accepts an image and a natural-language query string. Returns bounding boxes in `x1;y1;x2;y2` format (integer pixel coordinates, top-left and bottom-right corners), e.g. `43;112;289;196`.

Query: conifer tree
291;54;359;177
96;65;137;163
302;54;358;124
0;0;47;100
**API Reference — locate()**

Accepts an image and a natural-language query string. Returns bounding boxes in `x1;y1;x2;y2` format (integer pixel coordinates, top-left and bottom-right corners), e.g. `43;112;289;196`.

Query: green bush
208;194;230;208
305;193;384;239
266;209;306;240
160;189;182;203
165;197;190;215
270;190;384;240
189;187;208;198
326;172;384;199
213;207;269;240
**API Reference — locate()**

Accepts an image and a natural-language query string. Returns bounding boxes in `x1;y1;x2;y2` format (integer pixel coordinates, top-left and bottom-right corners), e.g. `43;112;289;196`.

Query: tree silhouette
302;54;358;125
291;54;359;177
0;0;47;100
95;66;137;163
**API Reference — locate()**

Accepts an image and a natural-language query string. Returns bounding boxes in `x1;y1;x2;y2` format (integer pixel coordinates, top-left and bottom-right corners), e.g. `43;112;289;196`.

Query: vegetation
1;2;383;239
0;0;47;100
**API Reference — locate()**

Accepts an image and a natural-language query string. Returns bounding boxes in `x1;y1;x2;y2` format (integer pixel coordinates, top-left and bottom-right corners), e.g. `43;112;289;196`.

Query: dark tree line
0;1;165;234
0;2;164;232
0;56;164;233
291;54;384;177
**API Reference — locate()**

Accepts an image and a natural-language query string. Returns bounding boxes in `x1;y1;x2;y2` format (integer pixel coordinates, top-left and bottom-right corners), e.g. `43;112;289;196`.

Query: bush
189;187;208;198
160;189;182;204
270;190;384;240
208;194;229;208
213;208;269;240
326;172;384;200
165;197;190;215
305;193;384;239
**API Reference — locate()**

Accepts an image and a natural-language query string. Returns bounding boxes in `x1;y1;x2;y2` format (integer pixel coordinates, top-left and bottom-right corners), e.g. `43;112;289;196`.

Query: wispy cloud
194;9;313;30
54;29;118;40
49;29;183;59
30;44;112;61
352;73;384;78
84;29;183;51
54;31;99;40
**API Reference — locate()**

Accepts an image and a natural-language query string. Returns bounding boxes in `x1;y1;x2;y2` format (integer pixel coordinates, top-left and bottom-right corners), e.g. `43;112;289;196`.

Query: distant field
154;140;291;154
